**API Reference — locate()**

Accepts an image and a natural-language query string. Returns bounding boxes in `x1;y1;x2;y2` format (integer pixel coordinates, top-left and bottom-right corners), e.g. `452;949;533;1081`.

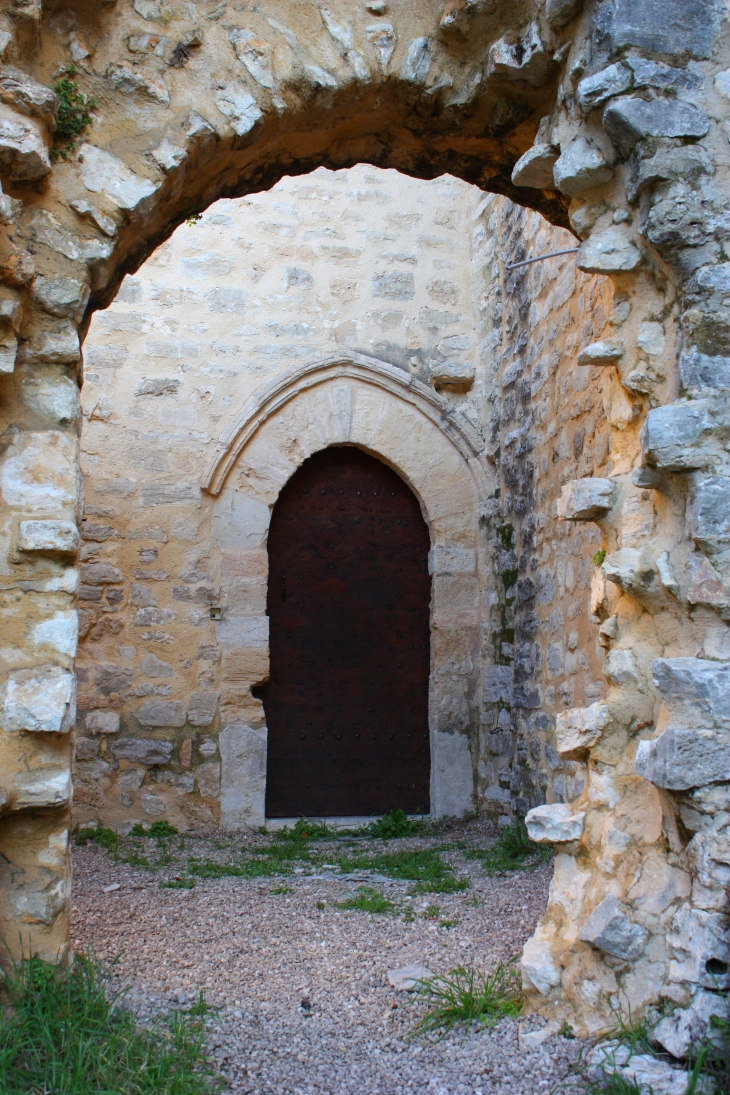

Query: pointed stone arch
202;352;496;827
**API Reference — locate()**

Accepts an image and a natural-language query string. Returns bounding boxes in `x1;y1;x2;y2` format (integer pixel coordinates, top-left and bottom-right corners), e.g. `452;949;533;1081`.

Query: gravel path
72;823;587;1095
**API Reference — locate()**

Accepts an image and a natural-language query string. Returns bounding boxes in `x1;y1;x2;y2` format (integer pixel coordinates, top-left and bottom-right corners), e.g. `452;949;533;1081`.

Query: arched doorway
260;446;431;818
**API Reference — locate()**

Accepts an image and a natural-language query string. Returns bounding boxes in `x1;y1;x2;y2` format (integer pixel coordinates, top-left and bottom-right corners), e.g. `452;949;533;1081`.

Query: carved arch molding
201;353;495;827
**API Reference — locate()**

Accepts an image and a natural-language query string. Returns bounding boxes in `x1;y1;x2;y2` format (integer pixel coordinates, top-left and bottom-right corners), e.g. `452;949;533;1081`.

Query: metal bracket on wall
505;247;579;272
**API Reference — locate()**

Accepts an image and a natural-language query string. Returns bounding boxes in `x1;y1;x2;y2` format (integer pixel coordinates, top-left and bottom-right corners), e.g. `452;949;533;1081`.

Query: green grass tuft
366;809;421;839
413;960;522;1038
336;848;469;893
273;818;333;843
337;886;396;915
463;819;552;876
160;876;196;890
0;953;217;1094
74;825;118;850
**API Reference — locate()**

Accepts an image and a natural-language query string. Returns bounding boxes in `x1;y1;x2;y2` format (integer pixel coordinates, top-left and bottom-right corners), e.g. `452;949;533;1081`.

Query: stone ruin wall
74;165;612;841
0;0;727;1042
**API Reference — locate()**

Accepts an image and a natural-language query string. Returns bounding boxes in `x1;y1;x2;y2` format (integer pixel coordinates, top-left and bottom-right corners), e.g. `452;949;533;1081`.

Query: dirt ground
71;820;587;1095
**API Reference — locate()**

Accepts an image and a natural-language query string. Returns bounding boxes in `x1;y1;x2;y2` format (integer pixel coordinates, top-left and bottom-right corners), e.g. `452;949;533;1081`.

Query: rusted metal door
261;445;431;818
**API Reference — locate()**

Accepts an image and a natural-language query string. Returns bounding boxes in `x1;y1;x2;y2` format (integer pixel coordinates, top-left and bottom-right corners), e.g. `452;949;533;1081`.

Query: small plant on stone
412;959;522;1038
592;549;607;567
337;887;396;915
52;66;97;161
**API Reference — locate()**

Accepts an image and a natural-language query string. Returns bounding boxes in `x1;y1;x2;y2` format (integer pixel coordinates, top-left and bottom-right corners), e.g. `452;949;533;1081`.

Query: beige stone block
221;648;269;687
220;551;268;580
0;430;77;514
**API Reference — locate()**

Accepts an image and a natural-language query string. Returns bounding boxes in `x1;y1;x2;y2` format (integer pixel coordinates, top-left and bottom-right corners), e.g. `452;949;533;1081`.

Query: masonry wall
74;165;610;835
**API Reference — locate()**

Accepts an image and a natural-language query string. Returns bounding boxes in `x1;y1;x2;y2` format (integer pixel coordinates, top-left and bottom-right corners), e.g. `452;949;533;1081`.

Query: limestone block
107;63;169;105
0;66;57;123
601;549;656;597
429;546;475;575
483;664;512;703
216;615;269;648
687;552;730;610
589;1043;696;1095
32;610;78;659
577;228;641;273
212;492;270;550
521;926;562;995
387;964;434;991
689;476;730;547
557;478;614;520
215;84;263;136
577;340;623;365
556;703;609;760
14;768;71;809
32;276;90;321
576;63;633;113
28;209;114;265
400;37;432;84
0;332;16;373
149;136;186;173
651;658;730;727
668;904;730;989
111;738;174;765
134;701;186;728
430;729;473;817
220;723;267;829
69;199;117;238
79;144;158;213
23;332;80;372
604;649;639;686
188;691;220;727
636;727;730;790
366;23;395;70
627;145;713;204
603;98;709;158
640;401;716;471
545;0;583;29
487;24;553;88
579;895;648;960
525;804;585;843
18;519;78;555
140;653;172;678
429;360;474;389
86;709;120;734
9;876;67;927
680;349;730;393
510;145;559;190
0;104;51;180
0;667;75;733
653;991;728;1059
80;562;122;585
141;793;166;815
553;139;614;197
197;762;221;798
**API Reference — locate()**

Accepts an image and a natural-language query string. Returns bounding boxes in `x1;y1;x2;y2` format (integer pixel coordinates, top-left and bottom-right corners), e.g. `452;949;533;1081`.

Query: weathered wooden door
261;445;431;818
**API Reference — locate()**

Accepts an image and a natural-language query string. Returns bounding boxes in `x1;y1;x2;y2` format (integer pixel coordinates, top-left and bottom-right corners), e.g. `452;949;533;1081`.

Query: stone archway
0;0;727;1040
201;352;492;828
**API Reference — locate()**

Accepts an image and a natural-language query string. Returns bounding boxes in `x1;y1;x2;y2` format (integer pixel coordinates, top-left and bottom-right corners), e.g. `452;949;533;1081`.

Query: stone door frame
201;352;495;827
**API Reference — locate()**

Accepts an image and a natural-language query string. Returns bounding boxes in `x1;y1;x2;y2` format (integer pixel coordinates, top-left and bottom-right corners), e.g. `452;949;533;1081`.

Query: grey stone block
653;991;728;1059
636;726;730;790
220;723;267;829
483;665;512;704
511;145;559;189
525;804;585;843
597;0;722;61
134;377;180;396
138;482;199;506
651;658;730;726
553;138;614;196
557;478;614;519
86;710;120;734
32;276;90;321
668;903;730;988
135;701;186;728
579;895;648;960
603;98;709;158
545;0;582;28
371;271;414;301
111;737;174;765
18;519;78;554
79;562;123;585
188;690;220;727
577;64;633;114
680;349;730;393
626;145;713;204
197;761;221;798
0;666;75;733
577;227;640;273
641;401;722;471
689;476;730;545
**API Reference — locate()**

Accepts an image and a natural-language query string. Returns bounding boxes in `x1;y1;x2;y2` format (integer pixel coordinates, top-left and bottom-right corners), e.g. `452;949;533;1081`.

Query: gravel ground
72;822;587;1095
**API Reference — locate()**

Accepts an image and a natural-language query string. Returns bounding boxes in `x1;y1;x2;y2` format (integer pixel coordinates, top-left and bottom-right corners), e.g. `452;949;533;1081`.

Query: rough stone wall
0;0;727;1043
472;195;613;821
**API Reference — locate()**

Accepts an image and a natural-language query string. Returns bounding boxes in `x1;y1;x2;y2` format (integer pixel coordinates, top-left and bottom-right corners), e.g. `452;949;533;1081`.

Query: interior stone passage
261;445;431;819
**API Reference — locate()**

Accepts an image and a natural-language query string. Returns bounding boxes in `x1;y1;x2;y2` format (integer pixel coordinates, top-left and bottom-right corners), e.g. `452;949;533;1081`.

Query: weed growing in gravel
0;952;217;1094
160;876;196;890
439;919;459;929
365;810;421;839
462;820;552;876
335;848;469;893
270;884;291;895
132;821;179;840
413;959;522;1038
337;887;397;915
75;825;118;851
422;905;440;919
273;818;334;842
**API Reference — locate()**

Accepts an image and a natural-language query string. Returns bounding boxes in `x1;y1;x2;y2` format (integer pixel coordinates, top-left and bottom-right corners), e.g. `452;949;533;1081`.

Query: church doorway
260;445;431;818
